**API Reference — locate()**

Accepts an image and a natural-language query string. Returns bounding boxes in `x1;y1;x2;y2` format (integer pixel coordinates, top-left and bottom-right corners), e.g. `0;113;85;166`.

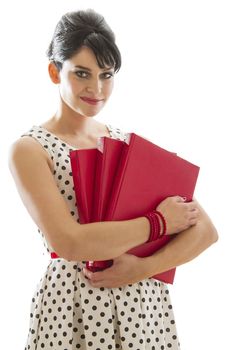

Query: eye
102;72;114;79
74;70;114;79
75;71;89;78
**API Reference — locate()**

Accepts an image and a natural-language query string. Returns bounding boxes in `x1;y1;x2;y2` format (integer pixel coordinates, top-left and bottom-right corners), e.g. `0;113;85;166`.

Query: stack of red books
69;132;200;284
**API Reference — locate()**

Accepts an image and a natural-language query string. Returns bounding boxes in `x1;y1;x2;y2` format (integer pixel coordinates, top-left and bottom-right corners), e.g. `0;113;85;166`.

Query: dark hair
46;9;121;73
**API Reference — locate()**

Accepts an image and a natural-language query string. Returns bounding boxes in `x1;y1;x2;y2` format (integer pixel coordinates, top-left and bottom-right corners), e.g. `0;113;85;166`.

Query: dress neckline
33;124;113;150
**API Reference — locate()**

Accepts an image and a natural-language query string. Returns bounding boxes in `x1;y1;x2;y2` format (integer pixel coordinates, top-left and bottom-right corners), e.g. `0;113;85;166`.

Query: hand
156;196;199;235
82;253;145;288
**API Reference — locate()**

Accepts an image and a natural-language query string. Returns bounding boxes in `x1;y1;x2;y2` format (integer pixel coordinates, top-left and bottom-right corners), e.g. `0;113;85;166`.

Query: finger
185;202;197;211
190;207;198;213
188;212;199;222
189;208;199;217
89;280;101;287
189;218;198;226
82;268;95;280
83;268;107;283
91;279;109;288
191;208;199;215
175;195;186;202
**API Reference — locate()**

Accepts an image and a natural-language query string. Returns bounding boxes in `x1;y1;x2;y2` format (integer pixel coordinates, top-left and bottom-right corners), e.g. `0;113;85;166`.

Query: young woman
9;9;218;350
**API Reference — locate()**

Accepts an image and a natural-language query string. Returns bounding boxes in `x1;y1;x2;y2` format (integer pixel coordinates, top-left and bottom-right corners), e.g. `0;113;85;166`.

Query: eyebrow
74;65;113;71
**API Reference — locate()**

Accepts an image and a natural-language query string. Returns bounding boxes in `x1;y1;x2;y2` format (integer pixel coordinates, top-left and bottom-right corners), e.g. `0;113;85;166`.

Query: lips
80;97;103;102
80;96;103;106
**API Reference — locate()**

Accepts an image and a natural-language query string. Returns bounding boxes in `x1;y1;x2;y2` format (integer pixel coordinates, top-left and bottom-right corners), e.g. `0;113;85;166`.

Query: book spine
91;140;104;222
101;140;125;219
98;140;108;220
104;134;134;220
70;152;87;224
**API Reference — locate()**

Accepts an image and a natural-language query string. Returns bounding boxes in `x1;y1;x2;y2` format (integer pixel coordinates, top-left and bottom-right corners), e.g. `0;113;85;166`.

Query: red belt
51;253;111;271
51;252;59;259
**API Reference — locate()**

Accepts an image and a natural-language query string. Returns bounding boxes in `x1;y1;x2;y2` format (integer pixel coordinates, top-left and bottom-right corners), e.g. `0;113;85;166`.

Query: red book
92;137;125;222
69;133;199;284
69;138;125;225
70;148;97;224
82;135;180;279
69;138;125;271
102;133;200;283
105;133;199;219
87;137;125;271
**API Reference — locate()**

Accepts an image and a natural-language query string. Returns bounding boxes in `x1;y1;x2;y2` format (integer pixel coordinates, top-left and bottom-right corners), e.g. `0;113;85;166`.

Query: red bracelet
151;212;160;241
154;210;167;236
144;211;161;242
145;212;155;241
144;210;167;242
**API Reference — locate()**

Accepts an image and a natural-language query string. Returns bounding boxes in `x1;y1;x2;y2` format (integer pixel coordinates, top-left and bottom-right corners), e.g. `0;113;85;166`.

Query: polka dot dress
21;124;181;350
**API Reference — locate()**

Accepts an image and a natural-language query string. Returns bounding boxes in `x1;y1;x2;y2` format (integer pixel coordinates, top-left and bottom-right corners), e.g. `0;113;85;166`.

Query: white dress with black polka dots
21;124;181;350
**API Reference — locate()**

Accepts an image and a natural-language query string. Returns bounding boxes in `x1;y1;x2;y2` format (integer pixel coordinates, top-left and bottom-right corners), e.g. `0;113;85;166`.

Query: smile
80;97;103;105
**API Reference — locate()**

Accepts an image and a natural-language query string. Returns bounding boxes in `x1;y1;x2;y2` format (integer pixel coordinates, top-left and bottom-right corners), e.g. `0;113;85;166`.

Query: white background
1;1;224;349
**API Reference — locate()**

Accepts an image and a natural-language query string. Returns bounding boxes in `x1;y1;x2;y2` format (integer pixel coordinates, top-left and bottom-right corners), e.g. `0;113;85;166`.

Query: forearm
66;217;150;261
139;211;218;279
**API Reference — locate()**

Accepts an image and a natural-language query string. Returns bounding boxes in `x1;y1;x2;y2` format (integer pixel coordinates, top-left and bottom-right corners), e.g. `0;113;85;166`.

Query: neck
51;98;99;137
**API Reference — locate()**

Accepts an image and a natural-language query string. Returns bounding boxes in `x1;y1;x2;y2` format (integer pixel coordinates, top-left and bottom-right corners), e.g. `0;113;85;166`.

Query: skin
83;200;217;288
15;45;218;288
45;46;115;146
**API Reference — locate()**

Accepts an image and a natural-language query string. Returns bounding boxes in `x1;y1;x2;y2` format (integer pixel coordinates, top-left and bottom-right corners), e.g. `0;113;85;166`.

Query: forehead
64;46;113;71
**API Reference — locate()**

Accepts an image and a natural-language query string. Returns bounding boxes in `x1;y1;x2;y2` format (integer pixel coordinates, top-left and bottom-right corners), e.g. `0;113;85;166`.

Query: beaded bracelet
144;210;167;242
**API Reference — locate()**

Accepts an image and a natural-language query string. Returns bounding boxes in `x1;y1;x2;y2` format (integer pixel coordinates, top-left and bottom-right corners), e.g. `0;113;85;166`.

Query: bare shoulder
8;136;54;173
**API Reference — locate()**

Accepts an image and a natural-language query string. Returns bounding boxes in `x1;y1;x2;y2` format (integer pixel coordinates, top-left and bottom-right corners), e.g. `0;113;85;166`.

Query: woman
9;9;218;350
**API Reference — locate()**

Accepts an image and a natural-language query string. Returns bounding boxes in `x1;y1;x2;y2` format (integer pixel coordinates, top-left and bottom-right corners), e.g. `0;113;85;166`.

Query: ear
48;61;60;84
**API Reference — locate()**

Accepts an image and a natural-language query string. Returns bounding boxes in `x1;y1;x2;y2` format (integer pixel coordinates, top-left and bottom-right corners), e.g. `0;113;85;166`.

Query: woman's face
55;46;115;117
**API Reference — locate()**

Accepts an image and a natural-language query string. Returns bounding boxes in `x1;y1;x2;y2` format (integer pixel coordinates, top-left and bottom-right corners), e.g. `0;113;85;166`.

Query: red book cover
92;137;125;222
103;133;200;283
70;148;97;224
69;138;126;271
69;134;199;283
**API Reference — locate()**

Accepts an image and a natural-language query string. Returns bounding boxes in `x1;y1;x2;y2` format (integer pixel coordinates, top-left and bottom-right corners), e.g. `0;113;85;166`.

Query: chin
83;109;103;118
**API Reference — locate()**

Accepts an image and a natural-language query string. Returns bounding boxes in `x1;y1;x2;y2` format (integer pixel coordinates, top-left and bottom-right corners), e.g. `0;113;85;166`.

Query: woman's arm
9;137;205;263
139;200;218;279
8;137;150;261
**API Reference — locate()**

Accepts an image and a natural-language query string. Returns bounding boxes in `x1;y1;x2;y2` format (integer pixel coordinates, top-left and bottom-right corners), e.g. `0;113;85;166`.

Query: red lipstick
80;97;103;105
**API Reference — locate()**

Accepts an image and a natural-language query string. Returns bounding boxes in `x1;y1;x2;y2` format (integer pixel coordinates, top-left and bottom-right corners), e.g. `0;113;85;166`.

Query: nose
86;78;103;95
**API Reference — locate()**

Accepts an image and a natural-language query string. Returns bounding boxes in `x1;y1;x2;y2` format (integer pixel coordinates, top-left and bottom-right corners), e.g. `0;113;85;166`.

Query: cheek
70;79;83;95
61;73;82;92
62;82;84;104
104;80;114;96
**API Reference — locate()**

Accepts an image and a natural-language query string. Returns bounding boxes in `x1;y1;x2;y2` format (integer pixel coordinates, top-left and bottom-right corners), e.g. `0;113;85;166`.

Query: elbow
49;238;72;261
205;223;219;247
193;220;219;253
49;226;82;262
55;237;80;262
210;226;219;244
53;244;72;262
55;224;85;262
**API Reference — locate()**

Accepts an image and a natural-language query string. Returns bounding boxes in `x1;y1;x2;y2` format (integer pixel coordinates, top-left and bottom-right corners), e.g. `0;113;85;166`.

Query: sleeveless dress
21;124;181;350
